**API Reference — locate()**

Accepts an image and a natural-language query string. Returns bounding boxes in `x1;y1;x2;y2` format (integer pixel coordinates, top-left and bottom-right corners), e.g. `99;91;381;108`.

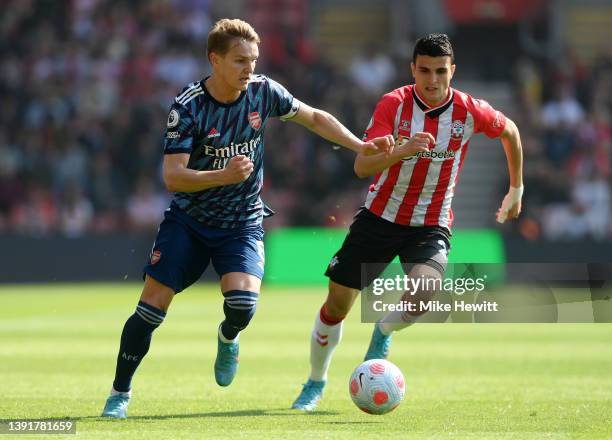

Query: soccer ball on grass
348;359;405;415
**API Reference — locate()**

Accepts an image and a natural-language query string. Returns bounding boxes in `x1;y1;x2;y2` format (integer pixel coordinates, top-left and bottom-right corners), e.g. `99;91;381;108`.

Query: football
348;359;406;415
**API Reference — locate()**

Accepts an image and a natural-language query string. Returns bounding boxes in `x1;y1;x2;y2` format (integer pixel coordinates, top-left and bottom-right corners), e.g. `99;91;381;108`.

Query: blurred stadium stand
1;0;611;281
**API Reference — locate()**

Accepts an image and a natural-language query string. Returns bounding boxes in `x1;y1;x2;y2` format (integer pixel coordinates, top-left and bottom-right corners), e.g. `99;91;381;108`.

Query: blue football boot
364;322;392;360
101;393;130;419
214;336;239;387
291;379;326;412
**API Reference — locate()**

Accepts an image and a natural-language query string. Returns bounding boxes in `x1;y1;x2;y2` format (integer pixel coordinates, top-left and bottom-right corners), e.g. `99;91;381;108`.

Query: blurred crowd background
1;0;611;240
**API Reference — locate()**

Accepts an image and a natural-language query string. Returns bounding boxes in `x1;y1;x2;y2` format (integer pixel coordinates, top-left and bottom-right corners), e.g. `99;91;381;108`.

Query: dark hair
412;33;454;63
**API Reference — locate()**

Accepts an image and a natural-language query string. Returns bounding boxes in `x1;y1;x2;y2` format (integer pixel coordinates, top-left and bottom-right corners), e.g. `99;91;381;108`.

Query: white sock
309;309;343;382
110;387;131;397
378;309;419;336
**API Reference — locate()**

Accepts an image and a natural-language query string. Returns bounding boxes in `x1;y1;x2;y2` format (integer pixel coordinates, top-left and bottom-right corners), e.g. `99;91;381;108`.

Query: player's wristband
507;185;523;202
496;185;523;224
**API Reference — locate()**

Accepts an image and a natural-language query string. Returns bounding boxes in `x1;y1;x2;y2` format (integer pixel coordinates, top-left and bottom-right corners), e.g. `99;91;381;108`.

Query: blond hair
207;19;260;60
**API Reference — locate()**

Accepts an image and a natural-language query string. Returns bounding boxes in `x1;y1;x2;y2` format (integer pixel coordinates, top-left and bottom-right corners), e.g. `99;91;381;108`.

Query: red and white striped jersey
363;85;506;230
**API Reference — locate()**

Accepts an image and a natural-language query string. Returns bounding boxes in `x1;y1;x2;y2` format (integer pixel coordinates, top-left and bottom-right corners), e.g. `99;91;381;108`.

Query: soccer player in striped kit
293;33;524;411
101;18;392;419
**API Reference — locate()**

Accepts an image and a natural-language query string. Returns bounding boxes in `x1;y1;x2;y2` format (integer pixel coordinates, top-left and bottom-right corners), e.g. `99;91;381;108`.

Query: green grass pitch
1;283;611;439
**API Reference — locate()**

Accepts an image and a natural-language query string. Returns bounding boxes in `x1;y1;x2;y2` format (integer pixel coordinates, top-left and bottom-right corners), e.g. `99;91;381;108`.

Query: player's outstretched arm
289;102;393;154
496;117;524;223
353;133;434;178
163;153;253;193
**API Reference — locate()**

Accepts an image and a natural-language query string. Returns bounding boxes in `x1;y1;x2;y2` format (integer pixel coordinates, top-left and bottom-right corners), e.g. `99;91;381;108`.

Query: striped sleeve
267;77;300;120
362;93;400;141
164;102;195;154
163;102;196;154
163;82;203;154
466;96;506;138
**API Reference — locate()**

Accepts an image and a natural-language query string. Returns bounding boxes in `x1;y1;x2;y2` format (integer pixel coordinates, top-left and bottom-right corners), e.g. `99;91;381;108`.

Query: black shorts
324;208;451;290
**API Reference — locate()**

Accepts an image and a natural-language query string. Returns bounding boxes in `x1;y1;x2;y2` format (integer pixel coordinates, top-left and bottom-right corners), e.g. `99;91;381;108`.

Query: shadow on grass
117;408;340;420
2;408;340;423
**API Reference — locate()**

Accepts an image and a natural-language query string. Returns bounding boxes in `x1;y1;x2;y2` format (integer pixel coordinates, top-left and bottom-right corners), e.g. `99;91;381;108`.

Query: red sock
319;304;345;326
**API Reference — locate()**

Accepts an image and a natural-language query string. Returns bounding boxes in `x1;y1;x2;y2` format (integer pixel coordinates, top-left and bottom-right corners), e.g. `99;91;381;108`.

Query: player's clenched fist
397;132;435;157
223;155;254;184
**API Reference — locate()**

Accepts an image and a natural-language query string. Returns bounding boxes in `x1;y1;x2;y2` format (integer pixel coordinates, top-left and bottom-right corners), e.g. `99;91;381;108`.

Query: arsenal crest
248;112;262;130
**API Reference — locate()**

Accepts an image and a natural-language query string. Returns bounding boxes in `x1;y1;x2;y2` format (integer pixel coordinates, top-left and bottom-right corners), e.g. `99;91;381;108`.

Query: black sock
112;301;166;392
220;290;258;340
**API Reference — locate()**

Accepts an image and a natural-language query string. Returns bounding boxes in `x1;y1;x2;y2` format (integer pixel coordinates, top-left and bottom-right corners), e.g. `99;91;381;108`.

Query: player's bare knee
140;276;174;312
324;300;350;319
402;287;437;303
401;267;442;316
221;272;261;294
139;291;172;313
326;282;359;318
